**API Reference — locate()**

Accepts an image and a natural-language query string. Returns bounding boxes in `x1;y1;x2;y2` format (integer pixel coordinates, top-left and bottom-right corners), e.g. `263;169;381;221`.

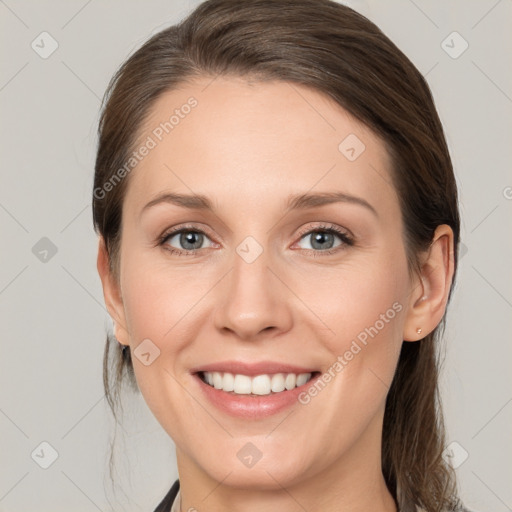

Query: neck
175;409;397;512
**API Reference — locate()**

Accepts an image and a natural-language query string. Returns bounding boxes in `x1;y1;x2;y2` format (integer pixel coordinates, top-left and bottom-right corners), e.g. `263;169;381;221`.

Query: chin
198;447;314;490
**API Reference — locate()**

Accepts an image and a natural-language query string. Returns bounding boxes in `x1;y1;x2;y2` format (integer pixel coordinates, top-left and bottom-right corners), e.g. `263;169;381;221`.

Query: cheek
117;246;238;434
120;268;199;443
295;254;408;349
117;247;199;415
288;263;407;457
120;245;212;344
295;253;408;407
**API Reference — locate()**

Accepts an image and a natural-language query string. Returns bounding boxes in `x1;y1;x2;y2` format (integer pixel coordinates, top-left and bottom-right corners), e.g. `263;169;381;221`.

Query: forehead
123;76;398;219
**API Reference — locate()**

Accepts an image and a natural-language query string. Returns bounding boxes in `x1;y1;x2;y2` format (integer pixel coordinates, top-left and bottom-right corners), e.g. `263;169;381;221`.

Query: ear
96;236;129;346
403;224;455;342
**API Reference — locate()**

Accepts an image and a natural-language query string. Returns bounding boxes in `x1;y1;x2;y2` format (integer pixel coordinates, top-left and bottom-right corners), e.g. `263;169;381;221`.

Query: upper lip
190;360;318;377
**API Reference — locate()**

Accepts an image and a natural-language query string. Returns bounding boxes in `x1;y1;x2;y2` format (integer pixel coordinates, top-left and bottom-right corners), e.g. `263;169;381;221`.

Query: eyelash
157;223;354;257
296;223;354;257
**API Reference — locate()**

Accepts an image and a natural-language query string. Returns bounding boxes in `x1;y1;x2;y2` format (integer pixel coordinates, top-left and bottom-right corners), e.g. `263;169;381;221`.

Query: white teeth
271;373;286;392
285;373;296;390
201;371;313;395
223;372;235;392
296;373;310;386
213;372;223;389
233;374;252;394
251;375;271;395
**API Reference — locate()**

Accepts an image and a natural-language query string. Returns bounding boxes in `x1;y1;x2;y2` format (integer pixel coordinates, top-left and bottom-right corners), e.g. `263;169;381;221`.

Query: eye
294;223;354;255
157;223;354;257
158;226;215;255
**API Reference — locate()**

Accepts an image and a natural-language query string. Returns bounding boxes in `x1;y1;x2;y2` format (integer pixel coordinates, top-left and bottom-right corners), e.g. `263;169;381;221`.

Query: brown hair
93;1;463;510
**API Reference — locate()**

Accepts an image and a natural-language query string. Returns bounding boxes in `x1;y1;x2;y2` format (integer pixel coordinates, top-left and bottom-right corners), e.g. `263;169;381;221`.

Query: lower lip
193;373;320;419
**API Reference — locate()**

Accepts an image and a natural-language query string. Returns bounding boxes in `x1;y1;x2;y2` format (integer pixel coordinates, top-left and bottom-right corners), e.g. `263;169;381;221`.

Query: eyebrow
140;191;378;217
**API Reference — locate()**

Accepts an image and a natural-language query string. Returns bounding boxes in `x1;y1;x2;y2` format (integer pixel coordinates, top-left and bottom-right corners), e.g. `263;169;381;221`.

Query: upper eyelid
296;223;352;238
160;223;216;242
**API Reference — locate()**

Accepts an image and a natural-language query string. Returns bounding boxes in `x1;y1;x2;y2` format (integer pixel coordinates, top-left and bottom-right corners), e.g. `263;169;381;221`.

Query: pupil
311;232;333;250
181;231;202;250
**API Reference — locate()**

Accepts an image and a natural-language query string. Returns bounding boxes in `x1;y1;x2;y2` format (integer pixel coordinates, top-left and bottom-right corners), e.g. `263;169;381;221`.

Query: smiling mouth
197;371;319;396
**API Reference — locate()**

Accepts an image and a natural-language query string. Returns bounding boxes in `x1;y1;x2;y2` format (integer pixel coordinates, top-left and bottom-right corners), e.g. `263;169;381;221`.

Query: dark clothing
153;479;179;512
153;479;474;512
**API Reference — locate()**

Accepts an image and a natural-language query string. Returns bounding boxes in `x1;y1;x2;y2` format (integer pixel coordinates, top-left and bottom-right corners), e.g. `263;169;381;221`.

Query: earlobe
96;236;129;346
403;225;455;342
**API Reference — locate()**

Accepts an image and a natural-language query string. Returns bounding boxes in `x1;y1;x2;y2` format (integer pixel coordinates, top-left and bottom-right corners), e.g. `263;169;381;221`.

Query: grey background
0;0;511;510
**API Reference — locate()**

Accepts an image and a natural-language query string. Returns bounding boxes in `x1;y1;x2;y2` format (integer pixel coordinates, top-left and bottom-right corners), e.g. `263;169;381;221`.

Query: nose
213;245;293;341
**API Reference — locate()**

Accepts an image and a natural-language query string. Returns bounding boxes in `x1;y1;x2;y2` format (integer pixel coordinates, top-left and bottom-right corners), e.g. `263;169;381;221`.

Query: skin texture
97;76;454;512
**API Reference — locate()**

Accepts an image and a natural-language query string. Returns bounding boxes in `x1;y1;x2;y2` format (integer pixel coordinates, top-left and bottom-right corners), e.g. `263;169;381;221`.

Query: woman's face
106;76;420;488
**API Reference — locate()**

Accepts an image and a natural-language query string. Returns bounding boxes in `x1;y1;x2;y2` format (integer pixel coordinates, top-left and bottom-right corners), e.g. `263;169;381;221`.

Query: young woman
94;1;469;510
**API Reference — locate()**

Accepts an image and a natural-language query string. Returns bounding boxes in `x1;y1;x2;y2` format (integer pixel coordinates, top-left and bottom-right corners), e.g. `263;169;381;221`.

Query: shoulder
153;479;180;512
